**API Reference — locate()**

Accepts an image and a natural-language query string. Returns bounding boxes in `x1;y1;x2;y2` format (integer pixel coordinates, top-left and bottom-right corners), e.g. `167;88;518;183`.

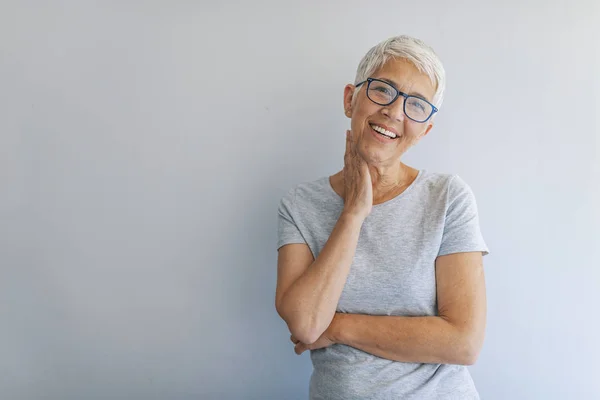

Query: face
343;58;436;166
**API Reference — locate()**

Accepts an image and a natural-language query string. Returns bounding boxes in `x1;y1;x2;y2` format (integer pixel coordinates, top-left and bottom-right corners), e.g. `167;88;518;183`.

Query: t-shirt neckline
323;169;425;208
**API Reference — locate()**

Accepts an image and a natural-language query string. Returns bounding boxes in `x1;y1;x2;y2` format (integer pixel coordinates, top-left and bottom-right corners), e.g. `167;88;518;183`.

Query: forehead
372;58;436;101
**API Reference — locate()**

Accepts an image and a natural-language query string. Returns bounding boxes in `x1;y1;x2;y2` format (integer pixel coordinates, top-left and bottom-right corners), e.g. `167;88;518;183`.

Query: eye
407;98;426;112
373;85;394;95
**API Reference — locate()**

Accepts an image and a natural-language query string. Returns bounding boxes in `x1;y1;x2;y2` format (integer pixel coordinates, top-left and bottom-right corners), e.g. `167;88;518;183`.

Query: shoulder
410;171;479;215
418;170;474;198
412;170;455;198
278;176;335;209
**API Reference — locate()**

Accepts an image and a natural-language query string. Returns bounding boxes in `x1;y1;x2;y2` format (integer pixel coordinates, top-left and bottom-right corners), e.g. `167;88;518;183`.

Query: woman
275;35;489;399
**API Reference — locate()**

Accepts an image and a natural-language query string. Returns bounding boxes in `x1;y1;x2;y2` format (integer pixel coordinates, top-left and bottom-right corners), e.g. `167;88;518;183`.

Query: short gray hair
353;35;446;109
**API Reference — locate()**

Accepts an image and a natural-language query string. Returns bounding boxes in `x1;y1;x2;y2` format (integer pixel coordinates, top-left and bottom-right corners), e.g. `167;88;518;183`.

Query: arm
296;252;487;365
275;212;364;344
276;130;372;344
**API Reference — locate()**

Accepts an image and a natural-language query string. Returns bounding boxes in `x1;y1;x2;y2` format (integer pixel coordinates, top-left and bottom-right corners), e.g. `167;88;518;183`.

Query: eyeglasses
355;78;438;123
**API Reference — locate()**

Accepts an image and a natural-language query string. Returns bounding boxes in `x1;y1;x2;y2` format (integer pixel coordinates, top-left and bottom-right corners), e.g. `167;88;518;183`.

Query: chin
359;148;385;164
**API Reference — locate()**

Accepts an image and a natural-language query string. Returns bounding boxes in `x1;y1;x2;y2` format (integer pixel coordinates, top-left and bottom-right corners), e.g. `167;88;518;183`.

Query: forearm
332;313;480;365
279;213;363;343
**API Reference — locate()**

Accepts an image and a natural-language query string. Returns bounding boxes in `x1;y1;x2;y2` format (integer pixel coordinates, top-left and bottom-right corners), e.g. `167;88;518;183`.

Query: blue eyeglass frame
355;77;438;123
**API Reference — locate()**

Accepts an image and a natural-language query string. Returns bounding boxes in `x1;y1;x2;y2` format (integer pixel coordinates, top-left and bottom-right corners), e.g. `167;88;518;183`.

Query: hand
291;330;335;355
342;130;372;220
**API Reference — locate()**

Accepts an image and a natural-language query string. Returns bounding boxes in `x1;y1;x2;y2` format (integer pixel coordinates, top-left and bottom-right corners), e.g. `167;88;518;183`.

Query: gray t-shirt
277;169;489;400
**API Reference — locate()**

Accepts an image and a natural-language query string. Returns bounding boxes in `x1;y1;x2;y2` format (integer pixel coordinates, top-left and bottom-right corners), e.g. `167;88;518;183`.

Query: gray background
1;1;599;399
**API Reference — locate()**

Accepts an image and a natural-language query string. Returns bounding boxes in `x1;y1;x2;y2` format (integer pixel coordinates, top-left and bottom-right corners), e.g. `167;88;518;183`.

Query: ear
343;84;355;118
418;122;434;140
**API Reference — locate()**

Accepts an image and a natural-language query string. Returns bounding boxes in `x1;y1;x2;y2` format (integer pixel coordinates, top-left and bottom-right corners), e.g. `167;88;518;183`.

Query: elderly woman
275;35;489;399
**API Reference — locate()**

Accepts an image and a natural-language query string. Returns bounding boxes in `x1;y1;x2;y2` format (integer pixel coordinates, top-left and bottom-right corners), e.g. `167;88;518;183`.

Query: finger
294;343;304;355
344;139;353;172
290;335;299;344
349;130;359;158
346;130;359;163
345;130;351;155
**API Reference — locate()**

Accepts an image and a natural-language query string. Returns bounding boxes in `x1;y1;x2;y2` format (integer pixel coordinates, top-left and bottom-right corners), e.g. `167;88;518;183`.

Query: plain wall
1;1;599;399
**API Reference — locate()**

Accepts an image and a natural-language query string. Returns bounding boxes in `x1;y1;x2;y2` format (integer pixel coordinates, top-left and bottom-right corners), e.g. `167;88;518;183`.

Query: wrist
339;211;366;226
329;313;347;344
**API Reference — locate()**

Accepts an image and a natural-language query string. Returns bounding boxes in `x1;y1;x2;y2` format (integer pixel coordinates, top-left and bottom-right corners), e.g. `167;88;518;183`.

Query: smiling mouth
369;123;398;139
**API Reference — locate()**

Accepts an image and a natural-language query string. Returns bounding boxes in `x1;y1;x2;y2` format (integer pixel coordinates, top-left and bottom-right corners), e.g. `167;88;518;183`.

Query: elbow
287;322;322;345
460;346;480;366
275;299;322;344
281;311;322;344
456;331;484;366
444;318;484;365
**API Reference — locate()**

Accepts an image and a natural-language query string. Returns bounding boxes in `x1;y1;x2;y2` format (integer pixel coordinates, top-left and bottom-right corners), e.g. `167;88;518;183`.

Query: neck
331;162;418;206
369;162;415;203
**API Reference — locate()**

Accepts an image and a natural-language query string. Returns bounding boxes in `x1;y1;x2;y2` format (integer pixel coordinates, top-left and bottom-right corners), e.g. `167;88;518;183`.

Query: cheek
403;122;426;140
353;97;378;120
351;109;373;133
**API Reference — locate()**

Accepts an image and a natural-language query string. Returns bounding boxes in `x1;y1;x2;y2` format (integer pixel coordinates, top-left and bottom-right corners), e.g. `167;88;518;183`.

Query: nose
381;96;406;122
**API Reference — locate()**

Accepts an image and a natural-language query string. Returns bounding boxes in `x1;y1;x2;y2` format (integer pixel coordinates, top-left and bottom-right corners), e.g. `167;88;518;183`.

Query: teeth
370;123;396;138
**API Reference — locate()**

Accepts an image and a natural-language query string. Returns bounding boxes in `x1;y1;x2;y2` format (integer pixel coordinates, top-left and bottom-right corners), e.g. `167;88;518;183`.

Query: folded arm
294;252;487;365
275;213;365;344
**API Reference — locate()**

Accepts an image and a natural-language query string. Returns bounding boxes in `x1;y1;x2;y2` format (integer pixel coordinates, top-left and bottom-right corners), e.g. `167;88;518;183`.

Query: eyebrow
378;77;431;102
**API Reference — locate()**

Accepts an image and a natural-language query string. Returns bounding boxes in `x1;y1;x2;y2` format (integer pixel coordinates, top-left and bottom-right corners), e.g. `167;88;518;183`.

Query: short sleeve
437;175;489;257
277;187;307;250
